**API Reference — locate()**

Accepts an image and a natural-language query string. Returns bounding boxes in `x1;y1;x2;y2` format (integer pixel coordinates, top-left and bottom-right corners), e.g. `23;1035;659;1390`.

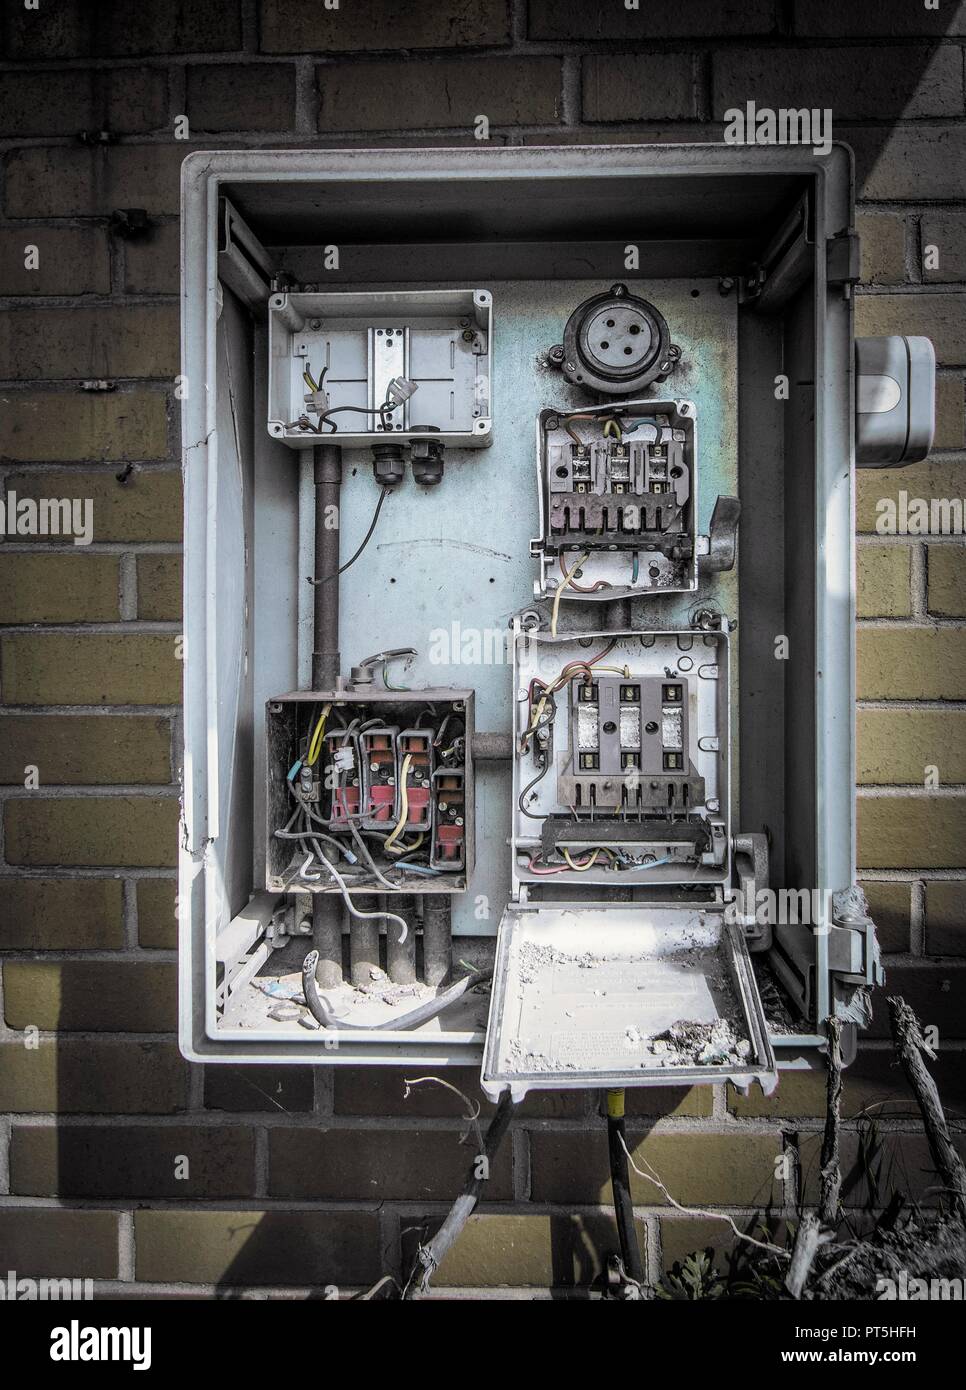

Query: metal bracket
732;830;771;951
827;231;861;288
699;495;741;574
218;197;275;312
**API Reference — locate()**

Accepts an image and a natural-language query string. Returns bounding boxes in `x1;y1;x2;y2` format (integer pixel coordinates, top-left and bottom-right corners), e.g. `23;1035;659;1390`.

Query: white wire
305;843;410;944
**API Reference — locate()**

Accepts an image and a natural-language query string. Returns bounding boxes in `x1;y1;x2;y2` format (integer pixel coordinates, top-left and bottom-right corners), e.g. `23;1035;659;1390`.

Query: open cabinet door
482;901;776;1103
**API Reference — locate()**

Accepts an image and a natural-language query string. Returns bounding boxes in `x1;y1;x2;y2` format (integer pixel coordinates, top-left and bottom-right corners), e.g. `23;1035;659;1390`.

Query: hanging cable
308;485;390;587
301;950;492;1032
551;551;589;638
605;1089;645;1286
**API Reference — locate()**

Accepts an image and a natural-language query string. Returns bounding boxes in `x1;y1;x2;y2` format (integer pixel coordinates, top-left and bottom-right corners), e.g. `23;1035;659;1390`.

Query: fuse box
179;144;933;1077
265;689;474;895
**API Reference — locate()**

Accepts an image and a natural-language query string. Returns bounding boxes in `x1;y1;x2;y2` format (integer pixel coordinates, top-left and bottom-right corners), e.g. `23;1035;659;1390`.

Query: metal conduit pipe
421;896;452;987
311;894;344;990
312;442;343;689
350;893;381;988
387;893;417;985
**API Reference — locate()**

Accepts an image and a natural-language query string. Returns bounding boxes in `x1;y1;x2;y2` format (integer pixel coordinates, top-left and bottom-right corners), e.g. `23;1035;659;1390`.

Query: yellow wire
384;752;412;852
551;552;589;639
387;833;424;856
603;418;621;439
563;848;600;871
306;704;331;766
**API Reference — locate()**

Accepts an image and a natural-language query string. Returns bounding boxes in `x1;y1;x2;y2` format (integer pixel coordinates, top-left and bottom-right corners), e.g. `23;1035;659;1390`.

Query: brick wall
0;0;964;1297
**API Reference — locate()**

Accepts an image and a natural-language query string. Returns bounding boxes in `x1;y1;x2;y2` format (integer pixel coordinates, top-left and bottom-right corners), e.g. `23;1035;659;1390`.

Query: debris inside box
501;937;751;1073
224;940;491;1034
483;906;777;1094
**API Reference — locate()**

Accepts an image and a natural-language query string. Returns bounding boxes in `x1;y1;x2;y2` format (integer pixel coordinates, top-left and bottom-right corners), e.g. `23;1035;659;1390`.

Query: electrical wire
343;813;399;892
316;401;395;434
384;752;413;853
518;762;550;820
303;841;409;943
308;485;390;586
301;951;492;1032
559;551;610;594
306;704;331;766
562;848;602;871
551;551;589;638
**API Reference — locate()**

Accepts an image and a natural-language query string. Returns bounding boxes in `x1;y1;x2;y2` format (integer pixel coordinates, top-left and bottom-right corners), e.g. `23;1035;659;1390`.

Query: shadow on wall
1;0;958;1298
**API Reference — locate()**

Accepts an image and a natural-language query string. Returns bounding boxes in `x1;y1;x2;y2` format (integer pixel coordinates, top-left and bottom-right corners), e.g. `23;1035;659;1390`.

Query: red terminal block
397;731;434;831
361;728;399;828
322;729;361;824
431;768;466;869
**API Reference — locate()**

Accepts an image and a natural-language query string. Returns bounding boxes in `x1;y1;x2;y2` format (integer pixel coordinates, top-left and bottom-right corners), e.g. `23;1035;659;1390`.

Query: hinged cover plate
481;902;777;1101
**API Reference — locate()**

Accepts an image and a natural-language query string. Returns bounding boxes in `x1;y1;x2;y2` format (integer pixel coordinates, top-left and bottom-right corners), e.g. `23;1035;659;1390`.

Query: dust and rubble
753;957;799;1034
235;966;441;1030
647;1018;752;1067
502;937;755;1073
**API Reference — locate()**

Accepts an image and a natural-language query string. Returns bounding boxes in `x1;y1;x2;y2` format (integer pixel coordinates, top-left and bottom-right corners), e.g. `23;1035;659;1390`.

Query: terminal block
265;690;474;894
532;402;698;598
512;627;729;889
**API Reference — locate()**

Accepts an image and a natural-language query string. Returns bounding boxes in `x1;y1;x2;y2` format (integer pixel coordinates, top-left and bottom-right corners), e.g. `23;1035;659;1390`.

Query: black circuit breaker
558;674;706;813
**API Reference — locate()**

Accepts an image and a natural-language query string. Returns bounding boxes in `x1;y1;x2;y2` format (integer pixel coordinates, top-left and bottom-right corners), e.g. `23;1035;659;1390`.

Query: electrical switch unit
180;144;935;1084
532;400;701;596
267;288;492;448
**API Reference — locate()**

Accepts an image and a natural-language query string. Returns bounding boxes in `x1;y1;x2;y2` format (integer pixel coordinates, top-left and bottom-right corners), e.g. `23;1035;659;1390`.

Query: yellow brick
416;1213;624;1287
1;633;181;705
137;878;177;949
3;959;177;1030
858;795;966;869
0;553;118;623
0;715;172;786
857;628;966;700
0;878;123;950
857;708;966;784
856;212;906;285
860;880;911;952
728;1069;827;1118
856;545;911;618
0;306;178;381
935;376;965;450
928;545;966;616
5;469;181;543
0;227;111;295
0;389;168;462
138;554;182;620
926;881;966;955
4;796;179;868
856;459;966;533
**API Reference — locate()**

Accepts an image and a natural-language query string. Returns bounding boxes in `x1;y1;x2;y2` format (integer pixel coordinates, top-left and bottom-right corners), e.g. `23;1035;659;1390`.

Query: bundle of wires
278;706;451;905
517;641;630;823
289;363;398;436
